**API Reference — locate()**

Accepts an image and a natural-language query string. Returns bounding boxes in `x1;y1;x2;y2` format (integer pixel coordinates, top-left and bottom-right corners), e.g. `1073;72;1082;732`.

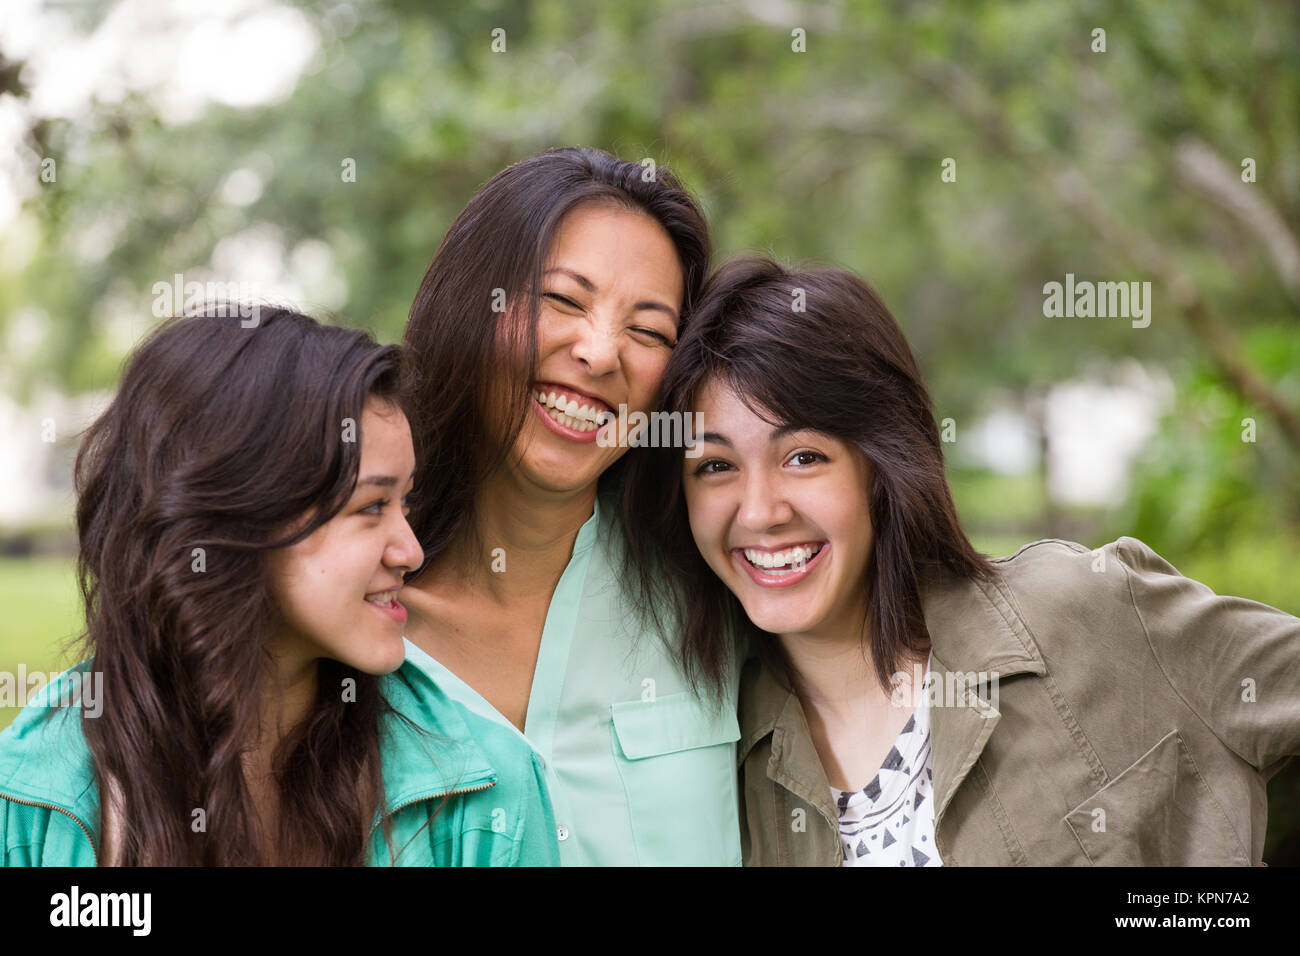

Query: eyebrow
356;469;417;489
699;425;807;448
543;268;680;321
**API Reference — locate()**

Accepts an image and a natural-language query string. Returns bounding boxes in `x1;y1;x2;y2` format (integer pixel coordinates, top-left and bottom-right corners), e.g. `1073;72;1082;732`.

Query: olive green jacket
738;537;1300;865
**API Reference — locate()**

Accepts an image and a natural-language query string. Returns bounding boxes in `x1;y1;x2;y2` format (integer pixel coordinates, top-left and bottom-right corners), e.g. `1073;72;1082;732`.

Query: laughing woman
621;255;1300;866
398;147;743;865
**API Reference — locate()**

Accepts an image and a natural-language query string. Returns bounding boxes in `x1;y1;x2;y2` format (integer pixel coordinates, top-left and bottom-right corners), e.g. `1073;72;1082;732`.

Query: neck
780;630;879;719
250;650;318;778
778;619;924;721
442;468;599;604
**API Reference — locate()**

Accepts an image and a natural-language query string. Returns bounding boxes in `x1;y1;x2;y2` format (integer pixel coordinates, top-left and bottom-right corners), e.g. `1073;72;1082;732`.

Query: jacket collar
373;661;497;826
0;663;101;829
738;566;1046;828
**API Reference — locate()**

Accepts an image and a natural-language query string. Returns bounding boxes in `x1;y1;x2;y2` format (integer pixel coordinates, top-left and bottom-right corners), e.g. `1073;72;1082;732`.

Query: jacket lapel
920;568;1045;831
767;687;839;828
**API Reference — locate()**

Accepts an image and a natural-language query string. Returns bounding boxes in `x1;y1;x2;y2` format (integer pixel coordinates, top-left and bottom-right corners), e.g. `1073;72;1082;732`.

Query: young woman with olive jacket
620;254;1300;866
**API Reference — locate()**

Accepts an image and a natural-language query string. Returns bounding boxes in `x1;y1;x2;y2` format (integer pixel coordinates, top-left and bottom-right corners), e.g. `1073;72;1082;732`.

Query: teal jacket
0;661;559;866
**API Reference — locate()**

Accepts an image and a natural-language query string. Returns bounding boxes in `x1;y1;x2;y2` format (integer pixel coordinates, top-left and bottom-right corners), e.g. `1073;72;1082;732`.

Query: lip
365;595;407;624
530;387;615;445
532;380;614;413
732;542;829;589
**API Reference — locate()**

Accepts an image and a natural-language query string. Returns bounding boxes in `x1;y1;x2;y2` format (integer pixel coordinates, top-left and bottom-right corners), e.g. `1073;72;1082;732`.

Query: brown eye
789;451;827;467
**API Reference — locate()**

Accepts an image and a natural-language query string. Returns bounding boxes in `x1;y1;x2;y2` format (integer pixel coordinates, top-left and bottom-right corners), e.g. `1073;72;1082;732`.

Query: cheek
683;485;721;550
832;492;873;568
266;555;324;637
624;350;671;407
275;531;360;601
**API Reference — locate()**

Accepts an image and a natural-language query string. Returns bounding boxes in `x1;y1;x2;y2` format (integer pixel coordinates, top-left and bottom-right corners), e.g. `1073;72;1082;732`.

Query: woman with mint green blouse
397;147;742;865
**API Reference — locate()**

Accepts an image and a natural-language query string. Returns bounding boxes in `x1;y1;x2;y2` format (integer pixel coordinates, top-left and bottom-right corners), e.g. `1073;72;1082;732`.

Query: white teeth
365;590;397;604
533;387;607;431
742;545;823;571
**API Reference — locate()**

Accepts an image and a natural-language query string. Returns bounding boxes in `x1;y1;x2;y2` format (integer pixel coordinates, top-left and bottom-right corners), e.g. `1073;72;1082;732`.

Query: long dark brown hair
75;306;405;865
401;146;710;574
619;255;995;697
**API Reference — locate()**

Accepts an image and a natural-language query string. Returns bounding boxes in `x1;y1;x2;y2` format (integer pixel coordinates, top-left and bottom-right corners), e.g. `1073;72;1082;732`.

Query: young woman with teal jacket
0;308;557;866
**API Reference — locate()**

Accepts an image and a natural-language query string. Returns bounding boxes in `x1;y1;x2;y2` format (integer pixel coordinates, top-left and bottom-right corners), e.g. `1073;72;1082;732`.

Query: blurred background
0;0;1296;860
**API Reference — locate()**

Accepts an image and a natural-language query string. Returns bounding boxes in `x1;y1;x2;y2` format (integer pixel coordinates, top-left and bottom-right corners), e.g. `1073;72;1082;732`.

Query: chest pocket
1062;729;1251;865
611;691;742;866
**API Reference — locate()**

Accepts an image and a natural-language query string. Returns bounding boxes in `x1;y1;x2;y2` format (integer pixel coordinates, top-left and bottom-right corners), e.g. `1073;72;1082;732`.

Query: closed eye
633;327;676;347
543;292;583;310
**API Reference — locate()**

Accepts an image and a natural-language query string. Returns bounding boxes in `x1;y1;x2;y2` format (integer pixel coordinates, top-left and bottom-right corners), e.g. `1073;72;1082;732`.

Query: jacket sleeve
1112;536;1300;775
508;751;560;866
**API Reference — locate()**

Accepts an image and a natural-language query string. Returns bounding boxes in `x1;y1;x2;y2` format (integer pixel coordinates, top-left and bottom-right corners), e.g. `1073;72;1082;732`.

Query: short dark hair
619;254;995;696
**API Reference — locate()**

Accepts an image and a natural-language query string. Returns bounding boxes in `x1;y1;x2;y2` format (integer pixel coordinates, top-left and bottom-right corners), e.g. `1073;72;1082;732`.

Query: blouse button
557;824;570;841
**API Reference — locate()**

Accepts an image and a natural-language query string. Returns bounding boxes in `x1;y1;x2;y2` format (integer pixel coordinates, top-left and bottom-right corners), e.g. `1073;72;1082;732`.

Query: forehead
695;379;777;429
358;399;413;453
545;202;683;301
693;379;859;454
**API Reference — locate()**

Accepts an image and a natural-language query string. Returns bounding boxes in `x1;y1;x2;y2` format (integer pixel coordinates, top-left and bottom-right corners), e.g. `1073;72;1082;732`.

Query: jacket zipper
367;779;497;843
0;790;98;865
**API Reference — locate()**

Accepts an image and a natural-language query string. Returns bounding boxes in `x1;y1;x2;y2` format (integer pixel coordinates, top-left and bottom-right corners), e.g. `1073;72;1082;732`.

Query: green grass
0;556;83;732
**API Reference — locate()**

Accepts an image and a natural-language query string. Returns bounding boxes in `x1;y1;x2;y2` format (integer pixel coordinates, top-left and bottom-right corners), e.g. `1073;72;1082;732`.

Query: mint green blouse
402;490;743;865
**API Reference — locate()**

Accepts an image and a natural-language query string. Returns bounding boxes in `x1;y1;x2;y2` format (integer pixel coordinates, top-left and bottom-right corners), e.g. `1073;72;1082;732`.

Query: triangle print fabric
830;663;942;867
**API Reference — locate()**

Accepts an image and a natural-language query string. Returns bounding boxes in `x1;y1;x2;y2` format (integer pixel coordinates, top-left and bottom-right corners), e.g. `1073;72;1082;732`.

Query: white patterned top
830;663;942;867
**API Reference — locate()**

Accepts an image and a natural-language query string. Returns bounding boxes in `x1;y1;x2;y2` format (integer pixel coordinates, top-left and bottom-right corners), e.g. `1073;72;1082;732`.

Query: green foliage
0;0;1297;857
1118;325;1300;562
0;557;82;732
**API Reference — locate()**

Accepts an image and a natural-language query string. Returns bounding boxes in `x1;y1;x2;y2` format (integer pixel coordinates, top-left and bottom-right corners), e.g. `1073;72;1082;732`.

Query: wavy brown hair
75;306;408;865
619;255;996;697
400;146;710;574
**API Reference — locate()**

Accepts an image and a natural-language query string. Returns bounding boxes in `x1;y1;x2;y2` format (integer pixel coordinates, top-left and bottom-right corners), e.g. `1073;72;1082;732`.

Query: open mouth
740;542;825;575
732;541;829;589
531;382;613;433
364;589;407;623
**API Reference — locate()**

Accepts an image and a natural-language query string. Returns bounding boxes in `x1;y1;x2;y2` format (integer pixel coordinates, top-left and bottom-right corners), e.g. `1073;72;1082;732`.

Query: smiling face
266;396;423;677
504;200;684;493
682;379;876;643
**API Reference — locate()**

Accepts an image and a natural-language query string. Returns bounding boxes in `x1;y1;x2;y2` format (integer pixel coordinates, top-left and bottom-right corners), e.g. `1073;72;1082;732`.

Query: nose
736;467;794;534
569;315;620;377
388;513;425;577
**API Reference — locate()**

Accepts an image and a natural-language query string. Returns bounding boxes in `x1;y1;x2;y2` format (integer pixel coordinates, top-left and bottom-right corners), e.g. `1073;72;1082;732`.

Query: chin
739;598;820;638
348;637;408;676
523;453;606;491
